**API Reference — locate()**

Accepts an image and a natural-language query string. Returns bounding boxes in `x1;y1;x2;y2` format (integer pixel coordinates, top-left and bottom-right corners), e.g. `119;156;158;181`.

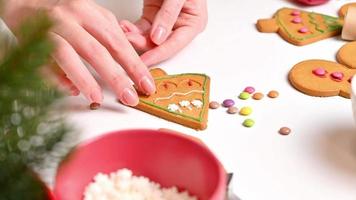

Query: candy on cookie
257;8;343;46
134;68;210;130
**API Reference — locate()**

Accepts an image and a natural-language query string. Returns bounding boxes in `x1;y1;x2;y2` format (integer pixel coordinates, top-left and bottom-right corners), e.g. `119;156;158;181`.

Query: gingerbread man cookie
289;43;356;98
134;68;210;130
257;8;343;46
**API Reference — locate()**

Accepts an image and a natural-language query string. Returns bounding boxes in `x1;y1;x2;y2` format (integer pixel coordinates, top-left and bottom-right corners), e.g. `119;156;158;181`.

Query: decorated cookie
257;8;343;46
338;2;356;18
337;41;356;69
289;59;356;98
134;68;210;130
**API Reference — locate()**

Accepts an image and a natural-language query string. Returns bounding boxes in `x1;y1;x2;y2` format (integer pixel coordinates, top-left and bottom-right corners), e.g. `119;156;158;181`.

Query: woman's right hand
4;0;156;108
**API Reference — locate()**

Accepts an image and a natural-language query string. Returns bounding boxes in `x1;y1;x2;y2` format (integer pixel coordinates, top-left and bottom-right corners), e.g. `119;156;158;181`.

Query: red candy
312;68;327;77
299;27;309;33
292;17;302;24
330;72;344;81
291;10;301;16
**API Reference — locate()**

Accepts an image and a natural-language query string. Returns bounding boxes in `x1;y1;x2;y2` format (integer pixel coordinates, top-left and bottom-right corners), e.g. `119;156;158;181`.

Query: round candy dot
292;17;302;24
243;119;255;128
312;67;327;77
239;92;250;100
291;10;301;16
298;27;309;33
227;106;238;114
239;106;252;116
222;99;235;107
209;101;220;109
90;103;101;110
243;86;255;94
268;90;279;98
330;72;344;81
279;127;291;136
252;92;264;100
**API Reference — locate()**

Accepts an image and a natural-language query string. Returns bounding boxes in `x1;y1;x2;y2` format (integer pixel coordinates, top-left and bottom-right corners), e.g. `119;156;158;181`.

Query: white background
63;0;356;199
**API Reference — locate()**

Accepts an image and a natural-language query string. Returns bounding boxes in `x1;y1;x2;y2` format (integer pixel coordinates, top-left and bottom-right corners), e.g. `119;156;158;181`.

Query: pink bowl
53;129;226;200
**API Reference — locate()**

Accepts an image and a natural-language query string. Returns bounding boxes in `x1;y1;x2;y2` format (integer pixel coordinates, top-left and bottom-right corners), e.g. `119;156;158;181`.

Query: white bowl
352;78;356;124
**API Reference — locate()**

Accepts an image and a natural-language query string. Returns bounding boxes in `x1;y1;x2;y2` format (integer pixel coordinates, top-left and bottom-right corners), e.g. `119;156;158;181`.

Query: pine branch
0;9;74;200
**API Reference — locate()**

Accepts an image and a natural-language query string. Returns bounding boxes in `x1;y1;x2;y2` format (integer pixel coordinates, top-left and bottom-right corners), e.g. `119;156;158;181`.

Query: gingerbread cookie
337;41;356;69
257;8;343;46
134;68;210;130
338;2;356;18
289;42;356;98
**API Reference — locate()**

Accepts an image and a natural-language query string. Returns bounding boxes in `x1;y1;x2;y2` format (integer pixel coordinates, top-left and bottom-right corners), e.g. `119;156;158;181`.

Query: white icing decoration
191;100;203;108
154;90;204;103
167;104;182;113
179;100;192;110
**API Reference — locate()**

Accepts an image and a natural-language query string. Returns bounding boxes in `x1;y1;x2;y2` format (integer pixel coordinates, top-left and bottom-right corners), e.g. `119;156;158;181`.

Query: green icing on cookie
139;73;209;122
276;9;342;42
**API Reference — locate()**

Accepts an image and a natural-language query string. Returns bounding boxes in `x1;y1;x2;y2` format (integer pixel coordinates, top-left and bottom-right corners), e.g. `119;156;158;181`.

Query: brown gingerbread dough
257;7;343;46
289;43;356;98
134;68;210;130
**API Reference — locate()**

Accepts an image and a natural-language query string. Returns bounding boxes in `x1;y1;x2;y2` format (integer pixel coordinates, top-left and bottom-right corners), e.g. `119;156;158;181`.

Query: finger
50;33;103;105
141;27;197;66
81;9;156;96
125;32;156;53
119;20;141;34
53;24;140;106
40;63;80;96
134;18;152;34
150;0;186;45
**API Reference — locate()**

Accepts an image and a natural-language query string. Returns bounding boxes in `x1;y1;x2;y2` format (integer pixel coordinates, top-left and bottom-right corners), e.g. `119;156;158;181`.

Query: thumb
150;0;185;45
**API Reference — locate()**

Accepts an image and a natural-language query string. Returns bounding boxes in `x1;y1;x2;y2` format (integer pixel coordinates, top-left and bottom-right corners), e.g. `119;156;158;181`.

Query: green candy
243;119;255;127
239;92;250;100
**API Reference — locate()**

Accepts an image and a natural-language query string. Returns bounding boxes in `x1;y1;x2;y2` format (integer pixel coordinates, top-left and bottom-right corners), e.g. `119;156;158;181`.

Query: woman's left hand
120;0;208;66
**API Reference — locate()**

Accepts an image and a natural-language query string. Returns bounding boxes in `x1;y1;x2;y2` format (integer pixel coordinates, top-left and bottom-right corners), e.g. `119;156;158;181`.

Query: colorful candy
292;17;302;24
243;119;255;128
239;106;252;116
239;92;250;100
243;86;255;94
222;99;235;107
330;72;344;81
279;127;291;135
267;90;279;98
209;101;220;109
252;92;264;100
227;107;238;114
291;10;301;16
312;67;327;77
298;27;309;33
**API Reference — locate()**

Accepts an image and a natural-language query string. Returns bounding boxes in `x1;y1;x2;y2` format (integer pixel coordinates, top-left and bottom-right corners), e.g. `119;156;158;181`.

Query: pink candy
291;10;301;16
292;17;302;24
244;87;255;94
313;68;327;77
330;72;344;81
299;27;309;33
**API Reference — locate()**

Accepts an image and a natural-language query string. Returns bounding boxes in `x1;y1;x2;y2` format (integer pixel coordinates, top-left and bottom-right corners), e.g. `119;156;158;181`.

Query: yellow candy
239;106;252;116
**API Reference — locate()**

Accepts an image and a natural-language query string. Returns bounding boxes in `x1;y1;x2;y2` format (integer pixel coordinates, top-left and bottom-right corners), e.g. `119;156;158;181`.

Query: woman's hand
120;0;208;66
4;0;156;107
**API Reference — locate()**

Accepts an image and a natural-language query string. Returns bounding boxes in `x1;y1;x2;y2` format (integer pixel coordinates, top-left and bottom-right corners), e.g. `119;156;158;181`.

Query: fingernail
90;102;101;110
139;76;156;95
152;25;166;45
121;88;139;106
89;87;103;104
120;24;129;33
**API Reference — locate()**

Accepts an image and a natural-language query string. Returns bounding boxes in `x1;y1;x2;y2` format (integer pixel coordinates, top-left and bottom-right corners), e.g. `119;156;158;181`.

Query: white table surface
63;0;356;199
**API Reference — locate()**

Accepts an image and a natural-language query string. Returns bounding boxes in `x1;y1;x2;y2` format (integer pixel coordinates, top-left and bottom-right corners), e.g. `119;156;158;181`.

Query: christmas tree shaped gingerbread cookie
289;42;356;98
134;68;210;130
257;8;343;46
